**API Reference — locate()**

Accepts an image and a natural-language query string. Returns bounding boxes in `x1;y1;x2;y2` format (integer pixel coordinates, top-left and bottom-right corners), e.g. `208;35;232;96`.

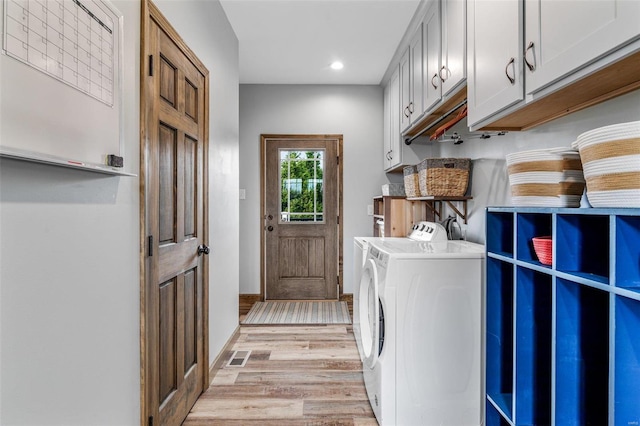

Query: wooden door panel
183;268;197;371
184;79;198;122
159;124;176;245
159;279;177;404
279;237;325;278
184;136;197;238
159;55;177;106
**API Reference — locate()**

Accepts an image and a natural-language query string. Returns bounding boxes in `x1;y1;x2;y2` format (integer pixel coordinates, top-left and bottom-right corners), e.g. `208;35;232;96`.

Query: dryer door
359;258;380;369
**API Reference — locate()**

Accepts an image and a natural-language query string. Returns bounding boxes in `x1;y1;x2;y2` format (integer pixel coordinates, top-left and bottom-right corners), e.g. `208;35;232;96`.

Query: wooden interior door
141;2;209;425
262;135;342;300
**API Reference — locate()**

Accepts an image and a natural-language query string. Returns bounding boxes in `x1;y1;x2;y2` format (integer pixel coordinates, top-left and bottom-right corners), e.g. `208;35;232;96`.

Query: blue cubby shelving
486;207;640;426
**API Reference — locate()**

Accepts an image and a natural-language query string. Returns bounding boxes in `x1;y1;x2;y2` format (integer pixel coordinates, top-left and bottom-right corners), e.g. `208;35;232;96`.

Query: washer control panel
408;221;448;242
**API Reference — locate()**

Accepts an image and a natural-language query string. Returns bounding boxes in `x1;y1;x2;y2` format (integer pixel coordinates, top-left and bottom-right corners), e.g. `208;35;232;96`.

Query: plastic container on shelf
381;183;405;196
532;236;552;265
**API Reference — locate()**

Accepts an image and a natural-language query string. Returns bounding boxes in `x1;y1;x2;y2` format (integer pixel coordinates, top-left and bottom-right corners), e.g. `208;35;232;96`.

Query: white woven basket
574;121;640;207
506;147;584;207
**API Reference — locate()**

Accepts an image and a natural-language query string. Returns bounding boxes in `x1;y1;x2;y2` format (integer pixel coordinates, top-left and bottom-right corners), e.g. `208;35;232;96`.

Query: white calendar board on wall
0;0;129;175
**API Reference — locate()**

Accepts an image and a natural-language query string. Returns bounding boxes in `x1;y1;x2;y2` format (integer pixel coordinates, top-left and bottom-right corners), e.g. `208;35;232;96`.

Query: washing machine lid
368;239;485;259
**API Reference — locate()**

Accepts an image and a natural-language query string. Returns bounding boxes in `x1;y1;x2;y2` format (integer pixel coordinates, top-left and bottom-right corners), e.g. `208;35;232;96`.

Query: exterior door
262;135;341;300
141;1;209;425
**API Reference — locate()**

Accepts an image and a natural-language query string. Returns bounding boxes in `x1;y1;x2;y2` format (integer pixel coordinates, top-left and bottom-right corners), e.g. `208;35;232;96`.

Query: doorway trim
139;1;210;424
260;134;343;300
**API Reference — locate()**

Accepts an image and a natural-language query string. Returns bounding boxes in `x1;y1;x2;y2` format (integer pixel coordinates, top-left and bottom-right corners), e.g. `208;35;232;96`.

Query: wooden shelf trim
406;196;472;224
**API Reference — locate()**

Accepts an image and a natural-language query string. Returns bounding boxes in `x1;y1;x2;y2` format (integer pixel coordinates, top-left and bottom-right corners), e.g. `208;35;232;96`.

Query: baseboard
239;293;262;315
208;325;241;384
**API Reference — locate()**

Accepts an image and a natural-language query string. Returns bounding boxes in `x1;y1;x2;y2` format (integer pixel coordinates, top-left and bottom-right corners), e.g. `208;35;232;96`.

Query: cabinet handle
408;102;414;113
404;106;410;118
439;65;449;82
505;57;516;85
431;73;439;89
524;41;536;72
388;150;393;160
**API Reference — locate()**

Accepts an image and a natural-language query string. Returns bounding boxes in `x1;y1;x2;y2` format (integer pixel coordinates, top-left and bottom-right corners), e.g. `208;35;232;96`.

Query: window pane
280;149;324;223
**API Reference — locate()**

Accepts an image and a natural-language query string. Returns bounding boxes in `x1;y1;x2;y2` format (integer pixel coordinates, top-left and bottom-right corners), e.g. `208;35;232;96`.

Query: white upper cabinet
422;0;442;112
441;0;466;98
524;0;640;94
467;0;523;127
410;26;424;121
400;24;424;132
384;66;402;171
421;0;466;118
468;0;640;130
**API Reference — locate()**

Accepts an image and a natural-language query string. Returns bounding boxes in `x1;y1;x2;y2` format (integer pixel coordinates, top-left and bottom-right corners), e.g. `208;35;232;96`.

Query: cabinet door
399;48;412;132
423;0;442;113
441;0;466;97
467;0;524;127
383;81;392;170
409;23;424;122
385;66;402;171
524;0;640;95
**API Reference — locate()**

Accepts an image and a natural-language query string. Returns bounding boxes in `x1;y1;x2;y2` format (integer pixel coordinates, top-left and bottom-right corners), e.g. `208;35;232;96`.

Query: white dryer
358;225;485;426
353;222;447;363
353;236;373;362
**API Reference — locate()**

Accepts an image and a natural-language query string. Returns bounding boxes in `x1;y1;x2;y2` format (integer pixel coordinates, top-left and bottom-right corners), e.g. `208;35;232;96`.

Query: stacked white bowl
506;147;585;207
573;121;640;207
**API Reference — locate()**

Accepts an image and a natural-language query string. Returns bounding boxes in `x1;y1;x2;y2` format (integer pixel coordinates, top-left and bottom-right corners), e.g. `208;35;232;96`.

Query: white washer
359;228;485;425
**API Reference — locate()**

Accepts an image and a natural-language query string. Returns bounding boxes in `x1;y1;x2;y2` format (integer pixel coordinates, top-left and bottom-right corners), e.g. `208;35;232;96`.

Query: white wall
238;84;391;296
426;90;640;243
0;1;239;424
154;0;240;389
238;86;640;299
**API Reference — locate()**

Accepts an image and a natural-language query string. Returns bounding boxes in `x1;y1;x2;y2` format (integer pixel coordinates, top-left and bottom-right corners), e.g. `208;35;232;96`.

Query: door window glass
280;149;324;223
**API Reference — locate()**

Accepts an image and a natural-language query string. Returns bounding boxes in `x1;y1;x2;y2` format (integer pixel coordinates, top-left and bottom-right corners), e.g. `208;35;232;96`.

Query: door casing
260;134;343;300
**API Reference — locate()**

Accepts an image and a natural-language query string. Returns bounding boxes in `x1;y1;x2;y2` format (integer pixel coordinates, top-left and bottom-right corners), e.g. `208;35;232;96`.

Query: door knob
197;244;210;255
267;225;274;232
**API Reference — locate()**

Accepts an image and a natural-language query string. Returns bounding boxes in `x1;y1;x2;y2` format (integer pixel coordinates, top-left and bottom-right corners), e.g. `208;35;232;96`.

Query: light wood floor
183;325;377;425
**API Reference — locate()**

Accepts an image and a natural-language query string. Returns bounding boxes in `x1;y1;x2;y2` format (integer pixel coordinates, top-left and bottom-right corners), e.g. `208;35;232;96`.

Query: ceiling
219;0;422;85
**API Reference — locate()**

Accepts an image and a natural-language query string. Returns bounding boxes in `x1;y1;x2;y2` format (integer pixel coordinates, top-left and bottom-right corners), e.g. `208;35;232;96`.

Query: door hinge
337;156;340;165
148;55;153;76
337;215;339;224
148;416;153;426
148;235;153;257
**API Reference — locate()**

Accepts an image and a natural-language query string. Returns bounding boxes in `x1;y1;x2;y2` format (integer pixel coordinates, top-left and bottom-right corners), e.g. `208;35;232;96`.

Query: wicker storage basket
426;158;471;197
574;121;640;207
403;165;421;197
417;159;430;196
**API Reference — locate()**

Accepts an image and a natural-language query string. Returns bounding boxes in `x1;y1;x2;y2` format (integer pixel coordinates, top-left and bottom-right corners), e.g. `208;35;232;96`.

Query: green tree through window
280;150;324;222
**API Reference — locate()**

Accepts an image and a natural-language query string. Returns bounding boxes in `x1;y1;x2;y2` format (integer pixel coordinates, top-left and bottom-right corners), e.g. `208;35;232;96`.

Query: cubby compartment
556;279;609;426
486;258;514;421
487;212;514;258
614;296;640;424
615;215;640;292
516;213;552;266
556;214;610;284
515;268;552;425
486;400;512;426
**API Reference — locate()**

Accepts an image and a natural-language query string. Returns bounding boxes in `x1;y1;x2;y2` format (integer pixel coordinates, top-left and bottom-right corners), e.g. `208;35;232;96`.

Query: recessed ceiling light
330;61;344;70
